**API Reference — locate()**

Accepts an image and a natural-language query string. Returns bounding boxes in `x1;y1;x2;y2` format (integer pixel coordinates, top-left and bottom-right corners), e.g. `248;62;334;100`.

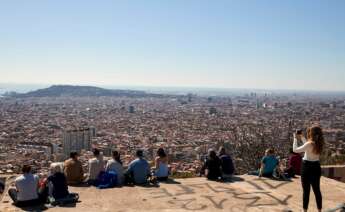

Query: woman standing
293;126;324;212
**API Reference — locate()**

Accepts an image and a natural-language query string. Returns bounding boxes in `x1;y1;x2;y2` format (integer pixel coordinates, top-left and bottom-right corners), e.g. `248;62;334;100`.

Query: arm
105;161;110;172
146;162;151;177
48;181;53;197
293;138;310;153
155;157;160;170
127;161;134;174
259;162;265;177
79;162;84;181
259;157;267;177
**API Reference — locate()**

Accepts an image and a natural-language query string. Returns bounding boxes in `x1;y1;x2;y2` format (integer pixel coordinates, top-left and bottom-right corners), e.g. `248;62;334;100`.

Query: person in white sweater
293;126;324;212
105;151;124;185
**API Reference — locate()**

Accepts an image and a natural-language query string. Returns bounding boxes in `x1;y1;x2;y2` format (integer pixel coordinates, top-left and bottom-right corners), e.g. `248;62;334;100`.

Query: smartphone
296;130;302;135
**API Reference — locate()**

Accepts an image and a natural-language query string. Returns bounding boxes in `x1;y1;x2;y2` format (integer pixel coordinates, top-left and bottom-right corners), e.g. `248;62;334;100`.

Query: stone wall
322;165;345;183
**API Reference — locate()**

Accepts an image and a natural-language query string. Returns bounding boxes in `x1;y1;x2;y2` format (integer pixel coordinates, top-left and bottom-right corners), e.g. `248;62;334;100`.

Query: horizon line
1;82;345;94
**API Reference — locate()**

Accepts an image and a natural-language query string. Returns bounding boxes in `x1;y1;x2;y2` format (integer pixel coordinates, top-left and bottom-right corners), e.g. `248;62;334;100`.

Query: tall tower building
63;127;95;157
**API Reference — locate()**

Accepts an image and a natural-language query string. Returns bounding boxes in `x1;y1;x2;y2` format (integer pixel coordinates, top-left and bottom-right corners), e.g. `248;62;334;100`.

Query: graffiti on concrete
147;179;293;211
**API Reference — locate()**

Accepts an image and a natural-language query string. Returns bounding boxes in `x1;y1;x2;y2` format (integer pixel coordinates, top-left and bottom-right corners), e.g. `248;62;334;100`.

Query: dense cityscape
1;86;345;179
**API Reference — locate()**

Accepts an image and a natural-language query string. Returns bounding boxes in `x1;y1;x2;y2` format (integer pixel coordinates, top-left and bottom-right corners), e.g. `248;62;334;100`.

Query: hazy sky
1;0;345;91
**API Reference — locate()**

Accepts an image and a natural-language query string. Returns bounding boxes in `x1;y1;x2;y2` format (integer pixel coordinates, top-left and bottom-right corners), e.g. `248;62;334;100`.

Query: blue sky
0;0;344;91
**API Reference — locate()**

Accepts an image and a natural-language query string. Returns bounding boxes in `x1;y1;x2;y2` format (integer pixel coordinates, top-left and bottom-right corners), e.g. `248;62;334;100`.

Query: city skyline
1;0;345;91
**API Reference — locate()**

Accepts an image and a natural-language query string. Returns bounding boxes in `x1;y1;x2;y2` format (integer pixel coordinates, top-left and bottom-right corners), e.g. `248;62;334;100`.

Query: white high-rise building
63;127;96;157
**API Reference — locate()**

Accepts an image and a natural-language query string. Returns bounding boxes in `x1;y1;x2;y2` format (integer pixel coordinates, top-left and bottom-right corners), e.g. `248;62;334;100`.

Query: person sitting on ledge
154;148;170;182
201;149;222;181
125;150;151;185
249;148;279;178
218;147;235;181
105;150;125;185
8;165;45;207
259;148;279;178
87;148;105;186
284;148;302;178
47;163;69;200
64;152;85;185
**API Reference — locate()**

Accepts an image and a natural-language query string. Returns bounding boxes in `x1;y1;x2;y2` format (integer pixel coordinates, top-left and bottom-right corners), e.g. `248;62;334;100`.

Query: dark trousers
301;161;322;210
8;188;44;207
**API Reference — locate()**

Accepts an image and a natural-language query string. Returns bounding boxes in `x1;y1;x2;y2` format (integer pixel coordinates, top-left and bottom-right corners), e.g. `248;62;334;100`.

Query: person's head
157;148;167;158
208;149;217;160
307;126;325;154
136;149;144;158
70;151;78;159
22;165;31;174
112;150;120;160
265;148;274;156
218;147;226;156
93;148;100;157
50;163;63;175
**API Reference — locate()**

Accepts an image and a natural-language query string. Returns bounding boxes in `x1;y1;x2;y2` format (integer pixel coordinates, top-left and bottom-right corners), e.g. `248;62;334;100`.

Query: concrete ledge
322;165;345;183
1;175;345;212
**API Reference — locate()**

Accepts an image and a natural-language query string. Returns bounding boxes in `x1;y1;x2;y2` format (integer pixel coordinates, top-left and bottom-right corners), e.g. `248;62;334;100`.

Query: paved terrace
1;175;345;212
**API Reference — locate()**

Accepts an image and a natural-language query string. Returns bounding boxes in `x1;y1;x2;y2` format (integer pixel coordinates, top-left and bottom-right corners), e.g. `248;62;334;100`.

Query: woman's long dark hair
208;150;217;160
307;126;325;155
157;148;167;158
112;150;122;165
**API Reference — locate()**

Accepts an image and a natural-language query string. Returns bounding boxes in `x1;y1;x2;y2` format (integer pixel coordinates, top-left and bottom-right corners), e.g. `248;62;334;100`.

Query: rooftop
1;175;345;212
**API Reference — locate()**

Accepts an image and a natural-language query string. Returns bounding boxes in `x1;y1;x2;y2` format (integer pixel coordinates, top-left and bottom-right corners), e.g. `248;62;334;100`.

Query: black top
219;154;235;175
47;172;69;199
203;157;222;180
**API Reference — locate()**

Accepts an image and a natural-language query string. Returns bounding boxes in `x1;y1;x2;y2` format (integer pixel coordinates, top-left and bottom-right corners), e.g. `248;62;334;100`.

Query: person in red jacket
285;148;302;177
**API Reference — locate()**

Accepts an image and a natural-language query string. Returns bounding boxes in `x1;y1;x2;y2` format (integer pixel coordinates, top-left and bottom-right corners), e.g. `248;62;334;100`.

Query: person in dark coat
201;149;222;181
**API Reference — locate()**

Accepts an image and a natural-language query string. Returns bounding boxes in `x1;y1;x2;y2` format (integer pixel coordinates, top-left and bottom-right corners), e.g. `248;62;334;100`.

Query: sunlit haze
1;0;345;91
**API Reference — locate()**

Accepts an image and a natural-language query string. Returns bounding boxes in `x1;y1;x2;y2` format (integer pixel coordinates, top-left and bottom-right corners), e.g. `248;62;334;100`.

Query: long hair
157;148;167;158
112;150;122;165
307;126;325;155
208;149;217;160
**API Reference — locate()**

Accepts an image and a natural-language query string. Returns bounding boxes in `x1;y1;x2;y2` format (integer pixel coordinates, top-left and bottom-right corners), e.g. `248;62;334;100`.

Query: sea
0;83;345;97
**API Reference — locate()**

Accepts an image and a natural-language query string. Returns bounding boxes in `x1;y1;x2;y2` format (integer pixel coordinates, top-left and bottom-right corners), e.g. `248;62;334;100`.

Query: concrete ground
1;175;345;212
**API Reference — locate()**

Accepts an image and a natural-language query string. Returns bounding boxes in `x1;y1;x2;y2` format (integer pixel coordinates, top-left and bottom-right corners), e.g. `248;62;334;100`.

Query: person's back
88;156;105;180
219;154;235;176
106;159;124;185
154;148;169;180
155;160;169;178
205;157;222;180
261;155;278;176
15;173;39;201
47;172;69;199
128;158;150;184
64;158;84;185
289;152;302;175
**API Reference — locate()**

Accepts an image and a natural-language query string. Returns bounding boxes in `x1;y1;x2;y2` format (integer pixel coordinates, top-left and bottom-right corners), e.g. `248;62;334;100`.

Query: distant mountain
7;85;163;98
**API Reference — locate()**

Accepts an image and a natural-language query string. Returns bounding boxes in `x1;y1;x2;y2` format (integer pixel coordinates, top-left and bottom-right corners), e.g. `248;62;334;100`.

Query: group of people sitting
8;147;170;207
200;144;303;182
200;147;235;181
64;148;170;187
248;146;303;180
8;163;78;207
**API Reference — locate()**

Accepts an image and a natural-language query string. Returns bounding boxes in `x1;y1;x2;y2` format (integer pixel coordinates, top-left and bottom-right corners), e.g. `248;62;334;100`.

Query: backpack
97;171;118;189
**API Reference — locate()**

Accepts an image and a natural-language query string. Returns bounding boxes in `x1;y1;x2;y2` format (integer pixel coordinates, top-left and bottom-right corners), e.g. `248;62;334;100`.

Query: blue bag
97;171;118;189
